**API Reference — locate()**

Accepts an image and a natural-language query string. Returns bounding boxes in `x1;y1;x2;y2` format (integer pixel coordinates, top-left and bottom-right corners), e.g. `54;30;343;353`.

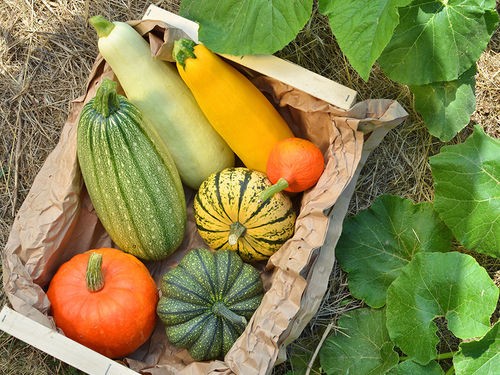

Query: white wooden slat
0;305;139;375
142;4;358;110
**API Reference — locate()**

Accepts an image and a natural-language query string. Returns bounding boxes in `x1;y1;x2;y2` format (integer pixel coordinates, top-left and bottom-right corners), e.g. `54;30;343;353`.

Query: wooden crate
1;5;363;375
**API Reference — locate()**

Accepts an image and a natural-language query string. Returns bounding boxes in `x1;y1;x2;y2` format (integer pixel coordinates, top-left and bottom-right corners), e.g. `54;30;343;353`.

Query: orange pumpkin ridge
46;248;158;359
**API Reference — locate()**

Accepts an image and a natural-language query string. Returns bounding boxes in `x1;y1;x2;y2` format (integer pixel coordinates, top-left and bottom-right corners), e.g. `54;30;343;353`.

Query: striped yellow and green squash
194;167;296;262
77;78;187;261
157;248;264;361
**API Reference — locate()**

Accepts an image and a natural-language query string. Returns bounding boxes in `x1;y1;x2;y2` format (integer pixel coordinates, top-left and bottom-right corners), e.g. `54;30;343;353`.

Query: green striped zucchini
77;78;186;261
157;248;263;361
194;167;296;261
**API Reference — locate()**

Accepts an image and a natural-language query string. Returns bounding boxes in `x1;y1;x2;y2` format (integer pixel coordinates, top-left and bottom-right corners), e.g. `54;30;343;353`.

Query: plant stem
212;301;247;327
305;321;335;375
86;252;105;292
172;38;197;69
445;365;455;375
228;222;246;246
436;351;456;360
93;78;121;117
259;177;289;202
399;351;456;363
88;15;115;38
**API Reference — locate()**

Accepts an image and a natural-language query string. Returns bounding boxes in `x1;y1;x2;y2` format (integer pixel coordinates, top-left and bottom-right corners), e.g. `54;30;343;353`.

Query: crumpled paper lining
2;19;408;375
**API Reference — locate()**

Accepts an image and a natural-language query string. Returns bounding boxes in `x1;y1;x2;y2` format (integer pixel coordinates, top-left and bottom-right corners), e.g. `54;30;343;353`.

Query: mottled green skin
157;248;264;361
77;79;187;261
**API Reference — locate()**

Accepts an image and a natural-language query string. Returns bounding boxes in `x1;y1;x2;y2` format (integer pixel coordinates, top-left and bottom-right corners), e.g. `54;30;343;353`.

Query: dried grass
473;27;500;138
0;1;498;374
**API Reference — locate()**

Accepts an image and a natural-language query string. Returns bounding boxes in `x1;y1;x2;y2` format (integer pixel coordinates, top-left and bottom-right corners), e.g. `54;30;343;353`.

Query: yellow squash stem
173;39;294;173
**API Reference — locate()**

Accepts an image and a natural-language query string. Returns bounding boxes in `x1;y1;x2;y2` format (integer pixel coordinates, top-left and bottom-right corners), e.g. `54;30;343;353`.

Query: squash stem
212;301;247;327
228;222;246;246
259;177;289;203
172;38;197;69
88;15;115;38
93;78;121;118
86;252;105;292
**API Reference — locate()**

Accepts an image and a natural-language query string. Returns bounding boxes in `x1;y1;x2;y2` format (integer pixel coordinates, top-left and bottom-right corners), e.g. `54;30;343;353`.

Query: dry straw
1;0;498;374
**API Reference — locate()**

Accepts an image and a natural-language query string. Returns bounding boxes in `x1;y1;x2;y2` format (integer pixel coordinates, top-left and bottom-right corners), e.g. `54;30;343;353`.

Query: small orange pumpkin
260;137;325;201
47;248;158;358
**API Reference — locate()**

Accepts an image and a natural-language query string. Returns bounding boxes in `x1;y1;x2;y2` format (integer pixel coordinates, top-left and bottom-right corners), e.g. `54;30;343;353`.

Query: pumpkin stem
259;177;289;203
172;38;197;70
228;222;246;246
212;301;247;327
92;78;121;118
88;15;115;38
86;252;105;292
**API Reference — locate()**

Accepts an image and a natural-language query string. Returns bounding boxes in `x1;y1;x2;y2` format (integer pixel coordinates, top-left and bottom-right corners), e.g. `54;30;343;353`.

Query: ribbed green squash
77;78;186;261
157;248;263;361
194;167;296;262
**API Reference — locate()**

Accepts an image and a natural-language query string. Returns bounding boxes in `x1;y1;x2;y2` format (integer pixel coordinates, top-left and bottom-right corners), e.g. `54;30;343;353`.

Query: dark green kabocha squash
157;248;264;361
77;78;187;261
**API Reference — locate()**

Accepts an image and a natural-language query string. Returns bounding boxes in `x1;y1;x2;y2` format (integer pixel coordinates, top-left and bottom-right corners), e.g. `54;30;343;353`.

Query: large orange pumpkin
47;248;158;358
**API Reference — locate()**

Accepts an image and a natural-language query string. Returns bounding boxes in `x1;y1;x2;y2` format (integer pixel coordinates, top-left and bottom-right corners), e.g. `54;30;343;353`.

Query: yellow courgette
173;39;294;173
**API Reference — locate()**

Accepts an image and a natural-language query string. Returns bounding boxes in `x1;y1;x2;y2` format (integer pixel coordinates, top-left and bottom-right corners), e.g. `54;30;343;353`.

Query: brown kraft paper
2;19;408;375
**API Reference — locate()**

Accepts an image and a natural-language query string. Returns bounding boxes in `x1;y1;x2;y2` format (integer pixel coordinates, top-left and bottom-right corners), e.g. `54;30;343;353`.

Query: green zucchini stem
86;252;105;292
172;38;197;69
212;301;247;327
89;15;115;38
228;222;246;246
259;177;289;203
93;78;121;118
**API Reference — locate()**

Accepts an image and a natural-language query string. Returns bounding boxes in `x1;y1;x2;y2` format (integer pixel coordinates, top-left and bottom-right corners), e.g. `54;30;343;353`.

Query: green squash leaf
179;0;313;55
378;0;499;85
386;251;499;365
430;125;500;257
411;66;476;142
336;195;452;308
387;360;444;374
318;0;411;81
319;308;399;375
453;321;500;375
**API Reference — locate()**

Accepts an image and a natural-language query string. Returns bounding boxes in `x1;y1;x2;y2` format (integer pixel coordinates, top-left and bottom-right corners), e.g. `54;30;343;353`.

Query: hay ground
1;1;498;374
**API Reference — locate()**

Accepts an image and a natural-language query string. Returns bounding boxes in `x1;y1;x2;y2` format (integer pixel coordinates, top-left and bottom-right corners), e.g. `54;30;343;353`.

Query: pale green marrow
89;15;234;189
